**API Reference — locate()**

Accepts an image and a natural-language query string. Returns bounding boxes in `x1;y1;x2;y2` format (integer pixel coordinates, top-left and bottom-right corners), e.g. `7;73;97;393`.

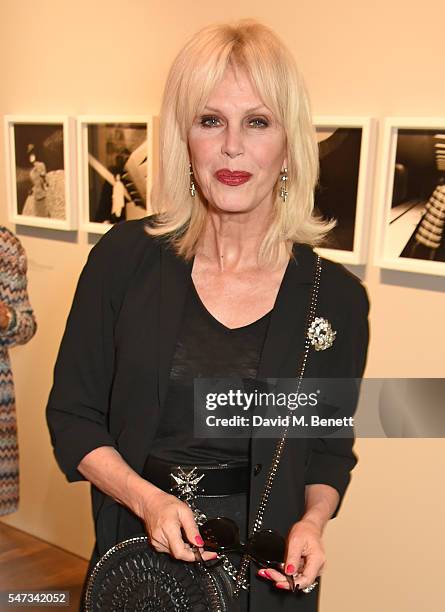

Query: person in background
0;226;37;516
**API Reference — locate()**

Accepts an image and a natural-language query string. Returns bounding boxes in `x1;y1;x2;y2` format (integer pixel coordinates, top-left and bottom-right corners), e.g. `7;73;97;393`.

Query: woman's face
188;66;287;215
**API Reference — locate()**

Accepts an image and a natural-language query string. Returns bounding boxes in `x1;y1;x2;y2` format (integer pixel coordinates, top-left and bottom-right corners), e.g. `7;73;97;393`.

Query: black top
149;280;272;465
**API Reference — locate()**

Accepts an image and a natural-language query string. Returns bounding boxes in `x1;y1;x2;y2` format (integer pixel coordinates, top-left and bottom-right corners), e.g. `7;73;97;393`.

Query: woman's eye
249;117;269;128
200;116;220;127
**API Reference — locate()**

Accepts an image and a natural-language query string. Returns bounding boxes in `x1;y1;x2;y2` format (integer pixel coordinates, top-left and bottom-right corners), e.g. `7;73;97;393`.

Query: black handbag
83;534;239;612
83;254;322;611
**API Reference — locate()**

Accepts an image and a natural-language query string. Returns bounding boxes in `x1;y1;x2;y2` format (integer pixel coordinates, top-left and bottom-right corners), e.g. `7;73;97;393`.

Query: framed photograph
77;116;153;233
4;116;76;230
375;118;445;276
313;116;377;264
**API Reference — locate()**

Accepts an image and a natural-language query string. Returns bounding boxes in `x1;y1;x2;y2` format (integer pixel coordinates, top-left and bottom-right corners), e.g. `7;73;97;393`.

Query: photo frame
77;116;153;233
375;117;445;276
313;116;377;265
4;115;76;230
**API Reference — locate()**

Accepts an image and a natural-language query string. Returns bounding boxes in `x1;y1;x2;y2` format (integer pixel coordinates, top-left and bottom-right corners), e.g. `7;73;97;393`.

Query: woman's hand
257;518;325;591
135;486;218;563
77;447;218;564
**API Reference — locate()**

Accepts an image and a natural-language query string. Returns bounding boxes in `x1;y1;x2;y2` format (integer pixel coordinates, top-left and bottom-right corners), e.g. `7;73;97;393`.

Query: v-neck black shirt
149;281;272;466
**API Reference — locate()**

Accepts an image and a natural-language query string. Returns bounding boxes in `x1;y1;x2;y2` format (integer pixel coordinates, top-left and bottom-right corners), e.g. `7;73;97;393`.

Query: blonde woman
47;19;369;611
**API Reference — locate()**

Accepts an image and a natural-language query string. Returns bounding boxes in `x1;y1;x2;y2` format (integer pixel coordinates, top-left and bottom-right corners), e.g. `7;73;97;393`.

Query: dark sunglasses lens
247;530;285;565
200;517;240;551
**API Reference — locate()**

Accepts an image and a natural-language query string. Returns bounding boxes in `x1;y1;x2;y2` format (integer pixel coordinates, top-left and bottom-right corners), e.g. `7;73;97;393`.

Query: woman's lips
215;169;252;186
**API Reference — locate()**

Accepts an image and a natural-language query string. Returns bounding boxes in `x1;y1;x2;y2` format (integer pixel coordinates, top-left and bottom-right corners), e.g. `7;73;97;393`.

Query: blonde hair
146;19;336;266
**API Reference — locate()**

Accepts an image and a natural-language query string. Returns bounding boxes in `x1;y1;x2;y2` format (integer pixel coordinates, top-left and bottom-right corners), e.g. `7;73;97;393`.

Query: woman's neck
195;206;274;272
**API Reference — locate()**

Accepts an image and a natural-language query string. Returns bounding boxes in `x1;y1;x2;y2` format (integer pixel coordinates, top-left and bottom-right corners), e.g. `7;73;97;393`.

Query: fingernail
276;582;287;589
258;569;268;577
263;570;273;579
195;535;204;546
285;564;295;574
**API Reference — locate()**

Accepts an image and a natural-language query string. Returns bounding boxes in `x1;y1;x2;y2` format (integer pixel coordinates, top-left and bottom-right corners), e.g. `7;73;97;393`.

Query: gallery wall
0;1;444;611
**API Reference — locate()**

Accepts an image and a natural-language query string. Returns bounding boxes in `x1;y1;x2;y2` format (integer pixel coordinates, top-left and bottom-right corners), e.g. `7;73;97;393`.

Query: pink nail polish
263;570;273;579
276;582;287;589
285;564;295;574
195;535;204;546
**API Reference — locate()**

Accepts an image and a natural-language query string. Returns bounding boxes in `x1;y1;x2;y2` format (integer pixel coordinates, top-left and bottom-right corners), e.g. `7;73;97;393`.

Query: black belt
142;454;250;497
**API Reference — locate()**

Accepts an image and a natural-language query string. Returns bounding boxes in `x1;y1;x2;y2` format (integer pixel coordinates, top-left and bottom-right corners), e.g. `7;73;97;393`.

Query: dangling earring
279;167;288;203
189;162;196;198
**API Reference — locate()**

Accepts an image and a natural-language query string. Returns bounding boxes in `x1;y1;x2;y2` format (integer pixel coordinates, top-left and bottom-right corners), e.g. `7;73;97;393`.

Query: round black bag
83;535;241;612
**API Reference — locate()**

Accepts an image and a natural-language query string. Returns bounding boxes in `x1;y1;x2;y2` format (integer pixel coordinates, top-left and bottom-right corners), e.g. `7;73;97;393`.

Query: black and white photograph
313;117;376;264
4;116;76;230
376;118;445;276
77;116;152;233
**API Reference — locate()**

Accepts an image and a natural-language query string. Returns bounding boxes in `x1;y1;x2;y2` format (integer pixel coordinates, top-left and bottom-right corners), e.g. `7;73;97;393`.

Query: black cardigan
46;217;369;612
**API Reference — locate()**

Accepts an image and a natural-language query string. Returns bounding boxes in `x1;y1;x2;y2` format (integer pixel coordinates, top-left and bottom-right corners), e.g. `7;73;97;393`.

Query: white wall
1;1;444;610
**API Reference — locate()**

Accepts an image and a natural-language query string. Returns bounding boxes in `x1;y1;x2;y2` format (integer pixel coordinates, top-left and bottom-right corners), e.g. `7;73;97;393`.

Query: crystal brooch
307;317;336;351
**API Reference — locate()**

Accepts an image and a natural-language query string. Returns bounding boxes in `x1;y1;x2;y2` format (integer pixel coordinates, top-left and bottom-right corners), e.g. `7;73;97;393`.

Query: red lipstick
215;169;252;186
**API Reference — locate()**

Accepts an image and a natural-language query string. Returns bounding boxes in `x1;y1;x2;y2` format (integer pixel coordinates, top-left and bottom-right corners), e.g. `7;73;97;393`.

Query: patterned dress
0;227;36;516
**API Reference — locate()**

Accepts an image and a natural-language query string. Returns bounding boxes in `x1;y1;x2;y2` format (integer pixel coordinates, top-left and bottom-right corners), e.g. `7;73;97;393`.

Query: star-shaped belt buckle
169;466;205;504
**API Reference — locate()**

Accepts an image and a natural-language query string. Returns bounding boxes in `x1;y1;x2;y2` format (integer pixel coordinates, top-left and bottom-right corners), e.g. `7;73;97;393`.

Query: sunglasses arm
285;573;297;592
191;545;207;566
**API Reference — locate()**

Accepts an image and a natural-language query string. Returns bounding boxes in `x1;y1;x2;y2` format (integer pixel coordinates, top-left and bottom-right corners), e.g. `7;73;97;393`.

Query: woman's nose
221;125;244;158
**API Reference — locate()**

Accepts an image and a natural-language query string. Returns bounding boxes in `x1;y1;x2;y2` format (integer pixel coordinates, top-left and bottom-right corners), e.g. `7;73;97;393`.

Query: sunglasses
190;517;298;592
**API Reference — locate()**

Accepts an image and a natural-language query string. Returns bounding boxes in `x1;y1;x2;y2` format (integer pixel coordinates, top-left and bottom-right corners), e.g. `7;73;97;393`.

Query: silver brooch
307;317;336;351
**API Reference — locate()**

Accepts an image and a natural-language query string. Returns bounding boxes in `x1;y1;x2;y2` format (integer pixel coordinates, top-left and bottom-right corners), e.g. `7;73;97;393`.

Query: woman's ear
283;150;288;169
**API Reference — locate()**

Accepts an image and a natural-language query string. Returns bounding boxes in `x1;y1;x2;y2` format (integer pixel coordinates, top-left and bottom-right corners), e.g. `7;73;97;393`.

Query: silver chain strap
232;254;322;597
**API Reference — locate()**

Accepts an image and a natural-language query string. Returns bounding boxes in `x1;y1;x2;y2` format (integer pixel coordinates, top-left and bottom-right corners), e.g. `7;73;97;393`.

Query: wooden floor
0;522;88;611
